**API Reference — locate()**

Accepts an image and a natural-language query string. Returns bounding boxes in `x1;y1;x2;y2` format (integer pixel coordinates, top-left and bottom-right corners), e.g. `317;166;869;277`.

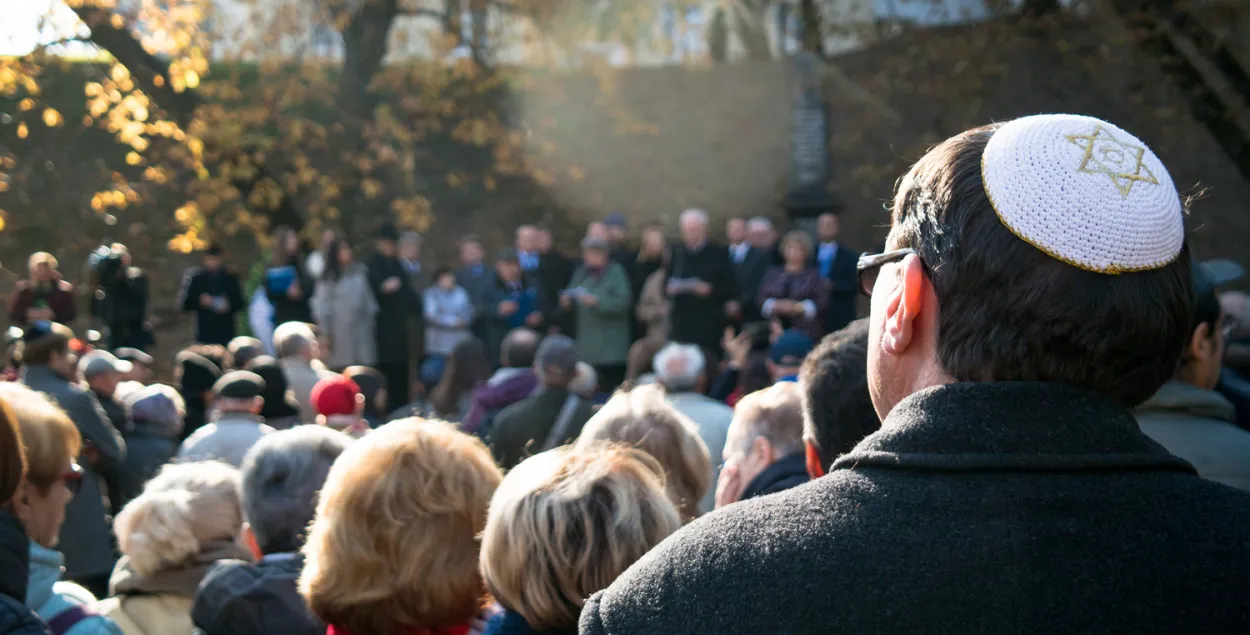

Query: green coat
567;262;633;366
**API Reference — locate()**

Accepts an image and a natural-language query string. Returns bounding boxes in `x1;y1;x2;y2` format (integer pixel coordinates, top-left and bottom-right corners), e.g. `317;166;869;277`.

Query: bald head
501;328;541;369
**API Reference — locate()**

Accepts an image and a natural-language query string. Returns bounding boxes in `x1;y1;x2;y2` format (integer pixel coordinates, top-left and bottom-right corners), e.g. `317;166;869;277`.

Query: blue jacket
26;543;121;635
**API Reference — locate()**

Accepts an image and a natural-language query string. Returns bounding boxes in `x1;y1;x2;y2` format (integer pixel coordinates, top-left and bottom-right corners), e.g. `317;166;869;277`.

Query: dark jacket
118;421;179;503
491;389;596;469
536;253;575;334
8;279;76;327
814;242;858;334
93;267;150;350
264;259;315;328
483;610;574;635
21;366;123;581
366;253;420;365
0;512;51;635
730;245;771;322
486;276;546;363
668;242;737;351
92;391;131;514
739;452;809;501
178;267;245;346
581;382;1250;635
455;264;496;341
463;369;539;435
191;555;322;635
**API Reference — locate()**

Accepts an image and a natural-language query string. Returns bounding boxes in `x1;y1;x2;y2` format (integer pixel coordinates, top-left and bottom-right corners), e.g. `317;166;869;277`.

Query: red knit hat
311;375;362;417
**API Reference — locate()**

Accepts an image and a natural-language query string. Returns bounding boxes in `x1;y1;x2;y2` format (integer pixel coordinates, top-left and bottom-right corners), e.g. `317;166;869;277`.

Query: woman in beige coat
95;462;250;635
312;239;379;371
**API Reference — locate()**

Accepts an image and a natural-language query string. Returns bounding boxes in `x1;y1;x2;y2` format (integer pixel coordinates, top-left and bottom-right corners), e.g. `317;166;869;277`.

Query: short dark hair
501;328;540;369
228;337;265;371
890;125;1192;407
17;323;73;366
432;265;454;281
799;319;879;471
181;343;230;372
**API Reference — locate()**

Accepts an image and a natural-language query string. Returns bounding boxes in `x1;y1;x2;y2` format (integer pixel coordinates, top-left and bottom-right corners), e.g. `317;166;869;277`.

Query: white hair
570;362;598;398
653;343;705;393
273;322;316;359
747;217;774;232
679;209;708;227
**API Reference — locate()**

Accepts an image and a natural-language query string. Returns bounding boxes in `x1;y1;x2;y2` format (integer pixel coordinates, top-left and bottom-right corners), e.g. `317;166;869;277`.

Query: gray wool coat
21;365;125;580
312;263;380;369
581;382;1250;635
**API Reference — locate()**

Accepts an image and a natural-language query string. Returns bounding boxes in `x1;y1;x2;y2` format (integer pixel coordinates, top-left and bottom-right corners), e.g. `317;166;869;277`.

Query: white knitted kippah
981;114;1184;274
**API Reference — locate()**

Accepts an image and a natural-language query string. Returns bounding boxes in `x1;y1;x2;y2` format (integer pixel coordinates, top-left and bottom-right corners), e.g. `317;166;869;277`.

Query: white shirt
819;242;839;264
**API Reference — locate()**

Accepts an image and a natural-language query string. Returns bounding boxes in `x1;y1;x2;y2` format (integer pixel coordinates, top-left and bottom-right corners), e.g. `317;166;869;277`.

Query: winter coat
312;263;380;369
813;241;859;334
8;279;76;327
565;263;632;367
580;382;1250;635
634;269;669;344
26;543;122;635
365;254;420;366
97;542;251;635
463;369;539;435
190;554;322;635
491;389;596;469
1135;380;1250;491
454;264;495;341
423;286;474;357
757;266;829;341
21;365;123;581
118;421;179;503
0;511;52;635
666;392;731;515
486;276;546;364
667;243;737;352
175;413;274;468
177;267;244;346
729;245;772;322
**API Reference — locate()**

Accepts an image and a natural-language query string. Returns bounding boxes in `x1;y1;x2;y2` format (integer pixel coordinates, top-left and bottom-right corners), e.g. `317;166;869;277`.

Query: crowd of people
3;113;1250;635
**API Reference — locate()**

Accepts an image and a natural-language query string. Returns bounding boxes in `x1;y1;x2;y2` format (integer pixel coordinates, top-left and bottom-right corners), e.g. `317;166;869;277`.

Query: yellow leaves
42;108;63;128
153;75;165;87
16;123;28;139
187;138;204;159
168;233;199;254
361;178;383;199
483;176;497;192
125;152;143;165
0;211;5;232
184;70;200;89
89;99;110;117
85;82;104;97
569;165;585;181
110;14;126;29
391;197;432;231
446;173;463;187
110;64;130;82
18;98;34;112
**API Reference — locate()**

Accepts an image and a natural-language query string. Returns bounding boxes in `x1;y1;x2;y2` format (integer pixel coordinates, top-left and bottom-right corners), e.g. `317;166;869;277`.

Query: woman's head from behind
482;445;681;632
300;418;502;634
0;383;81;548
343;366;387;420
114;461;243;576
576;384;712;521
430;337;491;416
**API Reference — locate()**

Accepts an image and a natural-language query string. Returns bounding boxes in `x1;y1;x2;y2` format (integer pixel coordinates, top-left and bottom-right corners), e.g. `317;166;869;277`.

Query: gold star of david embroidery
1065;126;1159;197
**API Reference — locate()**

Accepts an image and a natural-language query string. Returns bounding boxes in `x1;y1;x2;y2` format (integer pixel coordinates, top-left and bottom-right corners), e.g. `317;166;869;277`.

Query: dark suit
814;242;858;334
668;242;737;354
456;264;496;342
367;253;421;403
729;244;771;323
582;382;1250;635
535;252;575;334
178;266;245;345
490;389;596;469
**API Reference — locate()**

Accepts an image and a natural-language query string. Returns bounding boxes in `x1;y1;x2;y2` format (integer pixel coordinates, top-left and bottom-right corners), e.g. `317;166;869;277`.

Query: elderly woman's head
300;418;502;634
113;461;243;577
482;445;681;632
239;426;350;559
576;384;712;521
0;383;81;548
124;383;185;438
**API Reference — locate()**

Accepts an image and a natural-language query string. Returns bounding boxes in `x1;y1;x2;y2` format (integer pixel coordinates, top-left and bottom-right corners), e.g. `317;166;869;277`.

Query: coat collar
741;453;809;501
0;511;30;603
1135;380;1236;424
833;382;1197;474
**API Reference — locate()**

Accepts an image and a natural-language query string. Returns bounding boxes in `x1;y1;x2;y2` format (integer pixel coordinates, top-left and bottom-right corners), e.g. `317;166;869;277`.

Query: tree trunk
799;0;824;55
339;0;401;120
708;7;729;62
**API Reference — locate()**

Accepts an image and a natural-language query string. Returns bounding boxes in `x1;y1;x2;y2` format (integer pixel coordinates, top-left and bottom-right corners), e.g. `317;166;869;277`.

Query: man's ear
752;435;774;465
805;440;826;479
1191;322;1214;364
881;255;928;357
250;396;264;414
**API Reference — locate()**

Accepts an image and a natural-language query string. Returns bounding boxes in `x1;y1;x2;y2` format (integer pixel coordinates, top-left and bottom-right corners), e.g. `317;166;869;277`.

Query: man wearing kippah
580;115;1250;634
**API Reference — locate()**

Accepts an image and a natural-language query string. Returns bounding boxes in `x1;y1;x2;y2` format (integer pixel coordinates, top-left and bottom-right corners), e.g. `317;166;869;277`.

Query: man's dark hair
228;337;265;371
799;319;879;471
890;125;1192;406
501;328;540;369
181;343;230;372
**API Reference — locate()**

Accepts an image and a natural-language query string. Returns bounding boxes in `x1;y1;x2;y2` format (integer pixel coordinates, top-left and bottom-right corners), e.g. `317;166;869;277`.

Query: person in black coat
666;210;738;358
265;226;315;328
455;238;496;344
812;212;859;334
178;246;245;346
366;224;421;406
727;218;771;325
530;227;575;334
581;119;1250;635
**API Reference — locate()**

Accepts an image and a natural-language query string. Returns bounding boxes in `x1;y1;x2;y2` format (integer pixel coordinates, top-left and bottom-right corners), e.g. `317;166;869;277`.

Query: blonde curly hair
113;461;242;576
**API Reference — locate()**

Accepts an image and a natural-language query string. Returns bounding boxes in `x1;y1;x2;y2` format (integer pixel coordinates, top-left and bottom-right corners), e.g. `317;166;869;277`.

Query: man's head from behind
800;319;879;477
273;322;318;362
239;426;350;559
17;322;76;379
723;382;805;498
1176;262;1235;391
866;115;1191;421
212;370;265;415
501;328;541;369
227;337;266;372
769;330;814;382
534;335;578;390
653;343;705;393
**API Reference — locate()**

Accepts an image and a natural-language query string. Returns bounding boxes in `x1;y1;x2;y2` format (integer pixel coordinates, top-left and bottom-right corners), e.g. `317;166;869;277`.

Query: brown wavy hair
299;418;502;634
